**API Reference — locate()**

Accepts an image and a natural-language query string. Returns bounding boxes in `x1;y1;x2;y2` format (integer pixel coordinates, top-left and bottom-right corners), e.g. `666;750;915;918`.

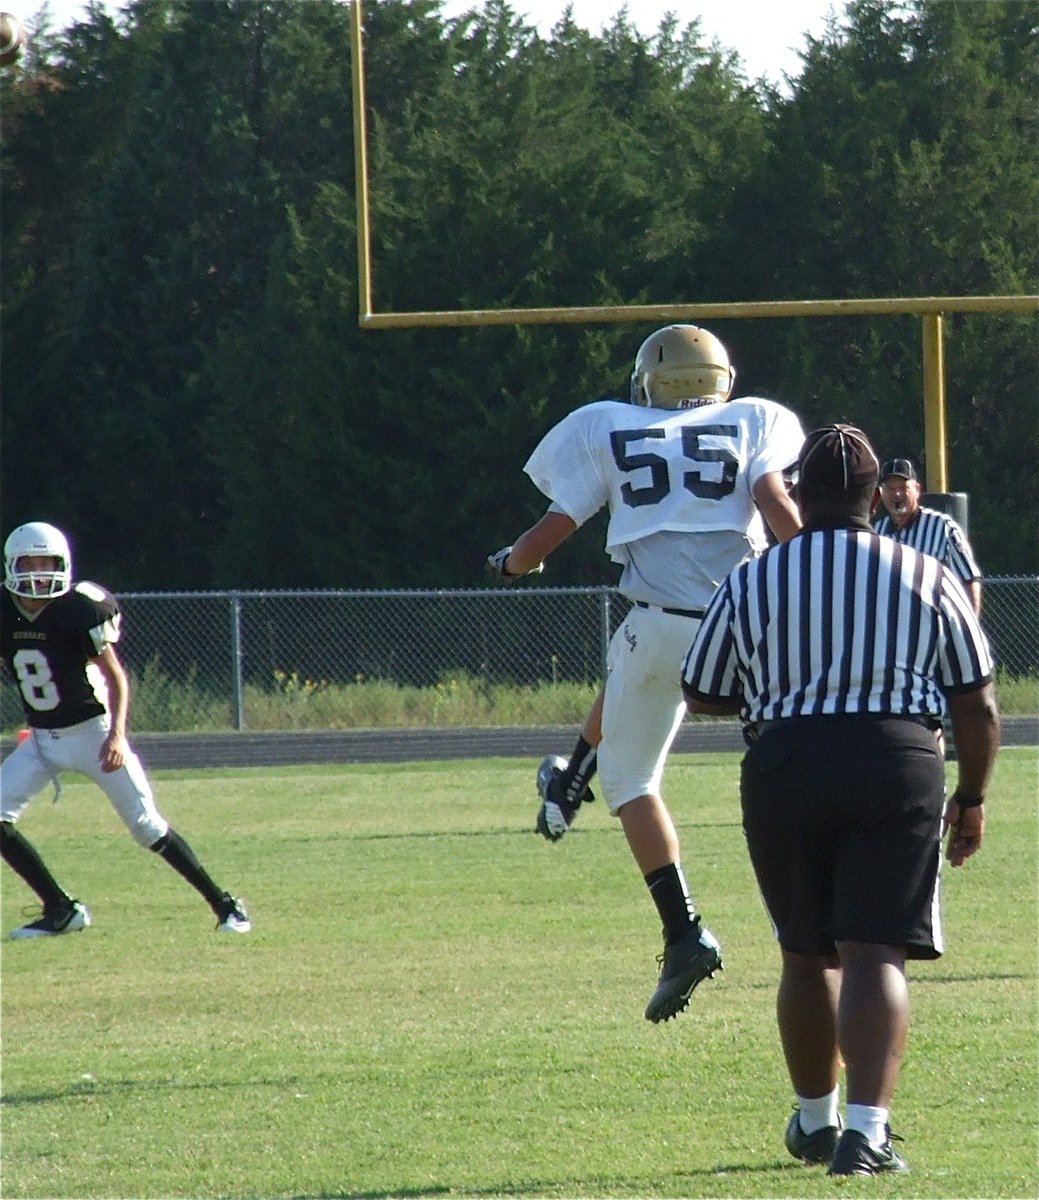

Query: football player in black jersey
0;522;250;938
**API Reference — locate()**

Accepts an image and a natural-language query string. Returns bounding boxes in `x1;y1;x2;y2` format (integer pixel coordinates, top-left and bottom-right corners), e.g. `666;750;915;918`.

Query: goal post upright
349;0;373;321
922;313;948;494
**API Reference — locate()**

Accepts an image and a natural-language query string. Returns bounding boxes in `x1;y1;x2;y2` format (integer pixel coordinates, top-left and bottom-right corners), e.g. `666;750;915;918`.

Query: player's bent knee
129;813;169;848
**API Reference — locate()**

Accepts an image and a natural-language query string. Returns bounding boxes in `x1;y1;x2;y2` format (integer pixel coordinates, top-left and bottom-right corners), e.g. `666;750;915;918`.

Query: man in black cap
680;424;1000;1176
875;457;982;615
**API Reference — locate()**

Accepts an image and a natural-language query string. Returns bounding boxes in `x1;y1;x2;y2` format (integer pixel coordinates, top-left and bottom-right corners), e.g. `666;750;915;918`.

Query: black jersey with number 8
1;583;122;729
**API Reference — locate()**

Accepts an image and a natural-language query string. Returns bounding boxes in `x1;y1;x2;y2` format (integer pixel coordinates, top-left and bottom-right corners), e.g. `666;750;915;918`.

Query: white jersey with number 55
524;397;804;610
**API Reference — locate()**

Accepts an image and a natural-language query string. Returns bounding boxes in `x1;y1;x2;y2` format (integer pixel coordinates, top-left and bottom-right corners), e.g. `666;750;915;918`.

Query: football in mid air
0;12;26;67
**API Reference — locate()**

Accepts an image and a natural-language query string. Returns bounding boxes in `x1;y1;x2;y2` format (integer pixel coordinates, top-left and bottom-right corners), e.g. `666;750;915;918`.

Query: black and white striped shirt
874;506;981;586
682;528;993;725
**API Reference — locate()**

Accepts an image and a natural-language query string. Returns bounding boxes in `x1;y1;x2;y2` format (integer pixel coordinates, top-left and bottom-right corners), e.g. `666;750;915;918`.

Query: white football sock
845;1103;889;1148
796;1087;840;1134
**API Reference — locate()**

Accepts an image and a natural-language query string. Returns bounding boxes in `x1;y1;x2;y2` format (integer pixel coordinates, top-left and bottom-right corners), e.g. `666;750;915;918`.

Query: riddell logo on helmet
675;395;720;410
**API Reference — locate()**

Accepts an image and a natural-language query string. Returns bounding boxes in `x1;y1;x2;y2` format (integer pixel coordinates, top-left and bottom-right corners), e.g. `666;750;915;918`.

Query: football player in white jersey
488;325;804;1022
0;522;250;938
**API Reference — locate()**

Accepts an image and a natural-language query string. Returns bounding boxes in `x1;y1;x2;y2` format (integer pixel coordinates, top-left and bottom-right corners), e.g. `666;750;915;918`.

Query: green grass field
2;749;1036;1200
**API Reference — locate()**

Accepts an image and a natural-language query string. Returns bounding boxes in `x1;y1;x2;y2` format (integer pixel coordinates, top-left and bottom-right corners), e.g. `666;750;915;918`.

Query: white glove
486;546;544;581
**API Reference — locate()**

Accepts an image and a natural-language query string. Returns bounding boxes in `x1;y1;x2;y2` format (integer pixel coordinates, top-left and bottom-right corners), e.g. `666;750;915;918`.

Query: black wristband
953;790;984;809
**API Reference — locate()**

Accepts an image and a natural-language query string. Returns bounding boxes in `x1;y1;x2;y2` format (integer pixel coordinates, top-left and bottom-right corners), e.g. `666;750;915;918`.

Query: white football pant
1;717;168;847
598;604;703;813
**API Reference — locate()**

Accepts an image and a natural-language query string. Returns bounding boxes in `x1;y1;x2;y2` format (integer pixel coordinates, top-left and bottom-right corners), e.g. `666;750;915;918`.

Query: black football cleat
827;1127;908;1176
785;1108;841;1165
644;919;722;1022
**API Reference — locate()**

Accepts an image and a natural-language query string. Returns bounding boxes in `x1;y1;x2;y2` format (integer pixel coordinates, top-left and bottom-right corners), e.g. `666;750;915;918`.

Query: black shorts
740;714;945;960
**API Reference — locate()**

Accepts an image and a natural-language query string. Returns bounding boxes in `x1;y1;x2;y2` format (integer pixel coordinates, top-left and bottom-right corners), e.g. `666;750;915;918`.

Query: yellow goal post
348;0;1038;493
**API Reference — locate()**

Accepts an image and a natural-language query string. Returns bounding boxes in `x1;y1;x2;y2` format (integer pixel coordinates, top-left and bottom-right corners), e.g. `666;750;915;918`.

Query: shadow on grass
290;1158;811;1200
0;1071;322;1108
291;819;745;845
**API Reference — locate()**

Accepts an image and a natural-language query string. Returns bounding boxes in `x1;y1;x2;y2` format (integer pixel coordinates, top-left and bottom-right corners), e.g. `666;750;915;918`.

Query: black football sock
150;828;226;910
561;736;597;803
644;861;698;945
0;821;73;910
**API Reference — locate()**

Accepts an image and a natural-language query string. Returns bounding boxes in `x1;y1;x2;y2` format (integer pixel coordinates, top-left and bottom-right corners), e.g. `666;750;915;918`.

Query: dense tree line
2;0;1036;589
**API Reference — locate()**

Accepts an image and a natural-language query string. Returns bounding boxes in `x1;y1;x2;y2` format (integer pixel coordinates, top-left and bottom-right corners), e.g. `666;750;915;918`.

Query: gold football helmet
630;324;735;409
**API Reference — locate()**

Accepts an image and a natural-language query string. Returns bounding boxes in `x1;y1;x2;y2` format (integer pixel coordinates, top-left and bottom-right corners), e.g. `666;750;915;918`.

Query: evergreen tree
727;0;1037;569
2;0;1034;584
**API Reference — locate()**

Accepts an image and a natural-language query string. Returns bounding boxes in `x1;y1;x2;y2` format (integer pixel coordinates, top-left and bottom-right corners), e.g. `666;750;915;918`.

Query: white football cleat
215;894;251;933
9;900;91;939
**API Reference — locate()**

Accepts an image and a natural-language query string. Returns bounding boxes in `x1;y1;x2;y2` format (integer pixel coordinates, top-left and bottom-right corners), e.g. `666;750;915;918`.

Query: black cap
879;458;918;483
798;424;880;495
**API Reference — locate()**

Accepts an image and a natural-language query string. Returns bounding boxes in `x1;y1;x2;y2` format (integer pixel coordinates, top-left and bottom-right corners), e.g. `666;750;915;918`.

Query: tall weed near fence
4;664;1028;736
244;671;600;731
994;667;1039;715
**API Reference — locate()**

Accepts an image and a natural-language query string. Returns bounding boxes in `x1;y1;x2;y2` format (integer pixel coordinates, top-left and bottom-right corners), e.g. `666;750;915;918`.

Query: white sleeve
745;401;805;490
523;406;609;527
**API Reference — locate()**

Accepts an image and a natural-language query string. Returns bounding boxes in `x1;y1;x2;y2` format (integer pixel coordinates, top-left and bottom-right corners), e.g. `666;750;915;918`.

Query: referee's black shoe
827;1128;908;1176
785;1108;841;1165
644;919;722;1022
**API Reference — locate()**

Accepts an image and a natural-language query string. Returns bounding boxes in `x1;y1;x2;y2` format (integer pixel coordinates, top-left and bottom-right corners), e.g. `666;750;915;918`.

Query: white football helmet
630;324;735;409
4;522;73;598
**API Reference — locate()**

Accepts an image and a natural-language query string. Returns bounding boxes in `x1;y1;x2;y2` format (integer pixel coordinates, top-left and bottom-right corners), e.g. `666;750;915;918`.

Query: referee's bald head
797;424;880;513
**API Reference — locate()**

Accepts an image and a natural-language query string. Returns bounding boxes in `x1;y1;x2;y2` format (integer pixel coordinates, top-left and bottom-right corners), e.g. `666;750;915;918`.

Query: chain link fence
974;578;1039;677
121;586;628;731
6;579;1033;735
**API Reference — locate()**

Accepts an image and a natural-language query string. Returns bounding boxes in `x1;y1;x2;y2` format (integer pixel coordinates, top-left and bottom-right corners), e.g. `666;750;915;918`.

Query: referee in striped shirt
875;457;982;615
681;424;1000;1177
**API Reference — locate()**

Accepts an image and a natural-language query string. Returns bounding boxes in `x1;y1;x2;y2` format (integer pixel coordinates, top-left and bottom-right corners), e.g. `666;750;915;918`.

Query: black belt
634;600;705;619
751;713;941;739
